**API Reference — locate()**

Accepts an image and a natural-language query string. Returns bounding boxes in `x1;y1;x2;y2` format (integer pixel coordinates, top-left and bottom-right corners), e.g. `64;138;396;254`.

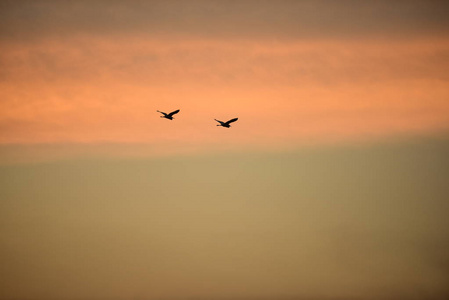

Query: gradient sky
1;1;449;300
1;0;449;155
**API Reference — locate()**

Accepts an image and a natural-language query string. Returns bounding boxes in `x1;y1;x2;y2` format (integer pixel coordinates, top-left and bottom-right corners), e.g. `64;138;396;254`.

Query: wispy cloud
1;37;448;151
2;0;449;40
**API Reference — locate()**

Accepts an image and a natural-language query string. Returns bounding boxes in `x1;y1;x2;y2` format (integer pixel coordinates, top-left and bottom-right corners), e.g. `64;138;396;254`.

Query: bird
157;109;180;120
214;117;238;128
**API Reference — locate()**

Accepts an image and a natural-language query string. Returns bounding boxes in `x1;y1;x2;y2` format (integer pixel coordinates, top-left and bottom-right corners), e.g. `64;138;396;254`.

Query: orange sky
1;36;449;154
1;1;449;157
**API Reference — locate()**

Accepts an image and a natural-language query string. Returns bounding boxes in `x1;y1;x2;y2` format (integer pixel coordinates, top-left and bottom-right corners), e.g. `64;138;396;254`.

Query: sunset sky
1;1;449;300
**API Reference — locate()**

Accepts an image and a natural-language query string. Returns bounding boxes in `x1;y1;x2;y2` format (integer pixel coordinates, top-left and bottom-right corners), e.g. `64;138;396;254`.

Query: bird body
157;109;180;120
215;117;238;128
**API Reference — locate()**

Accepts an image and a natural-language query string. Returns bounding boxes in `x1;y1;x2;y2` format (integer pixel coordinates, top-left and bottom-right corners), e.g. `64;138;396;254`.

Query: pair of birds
157;109;239;128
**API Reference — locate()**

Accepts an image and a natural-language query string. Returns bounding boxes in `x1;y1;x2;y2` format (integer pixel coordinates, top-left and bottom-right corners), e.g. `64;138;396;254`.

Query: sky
1;1;449;300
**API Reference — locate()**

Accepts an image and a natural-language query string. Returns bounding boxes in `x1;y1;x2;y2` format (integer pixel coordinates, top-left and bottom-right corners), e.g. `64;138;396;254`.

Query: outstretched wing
214;119;224;125
167;109;180;117
157;110;167;116
225;118;238;125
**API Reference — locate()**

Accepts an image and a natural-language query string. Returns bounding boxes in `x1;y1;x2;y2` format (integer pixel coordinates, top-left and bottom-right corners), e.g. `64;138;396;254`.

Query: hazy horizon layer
1;137;449;300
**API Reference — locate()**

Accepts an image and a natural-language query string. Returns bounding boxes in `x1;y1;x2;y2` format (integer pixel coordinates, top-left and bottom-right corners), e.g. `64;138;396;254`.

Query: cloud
1;0;449;41
1;36;449;151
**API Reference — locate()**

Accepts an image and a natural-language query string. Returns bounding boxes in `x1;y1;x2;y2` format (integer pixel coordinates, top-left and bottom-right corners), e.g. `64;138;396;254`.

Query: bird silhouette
157;109;180;120
215;117;238;128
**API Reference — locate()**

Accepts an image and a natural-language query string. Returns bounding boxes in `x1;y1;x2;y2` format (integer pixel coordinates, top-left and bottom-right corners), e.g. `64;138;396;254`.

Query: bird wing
167;109;180;117
157;110;167;116
214;119;224;124
225;118;238;125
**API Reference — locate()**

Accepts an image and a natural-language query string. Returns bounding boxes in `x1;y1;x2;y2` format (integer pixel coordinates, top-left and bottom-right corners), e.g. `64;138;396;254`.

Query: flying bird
157;109;180;120
215;117;238;128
